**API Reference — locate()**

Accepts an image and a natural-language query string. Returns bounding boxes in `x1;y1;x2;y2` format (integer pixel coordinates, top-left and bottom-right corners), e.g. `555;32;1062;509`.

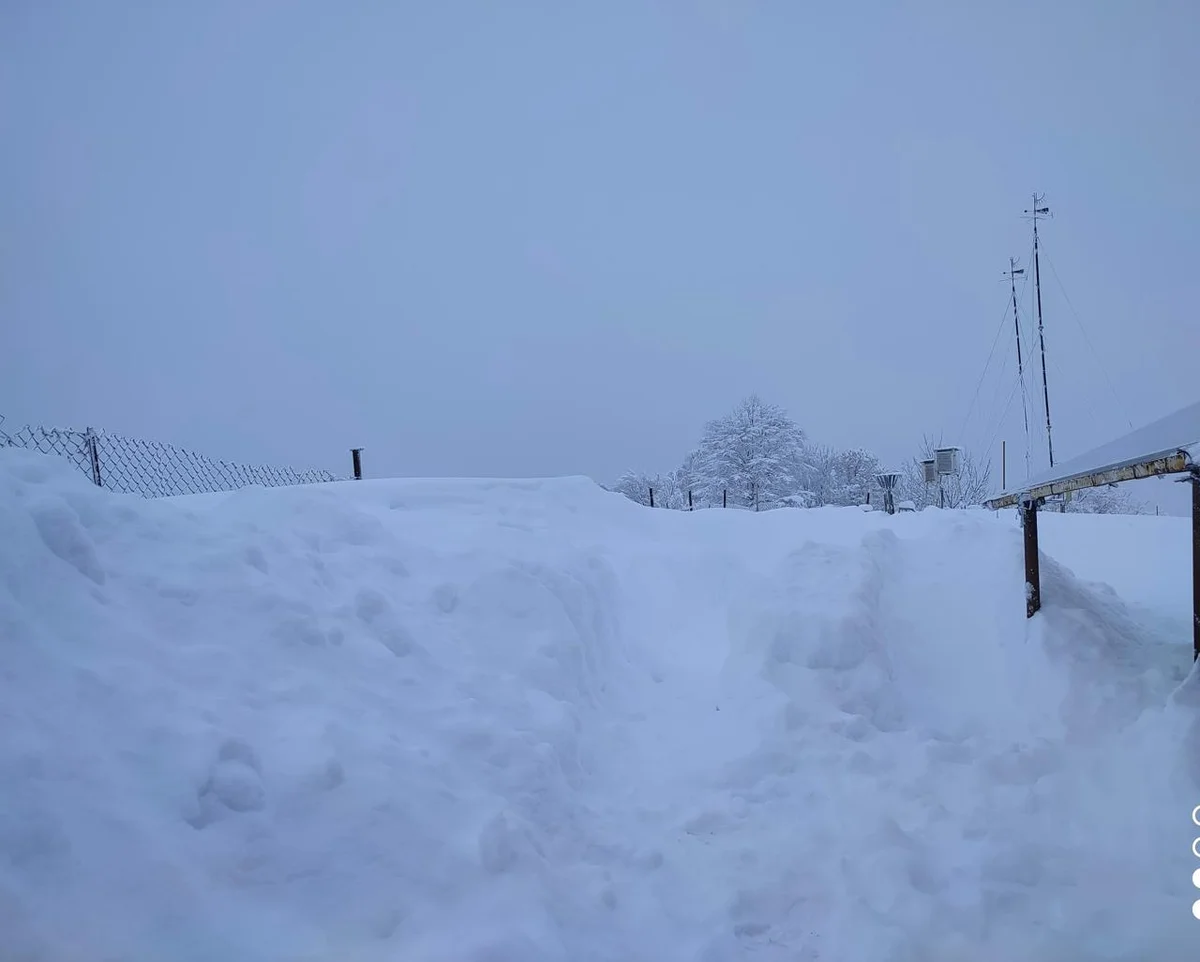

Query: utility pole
1004;257;1032;482
1023;194;1055;470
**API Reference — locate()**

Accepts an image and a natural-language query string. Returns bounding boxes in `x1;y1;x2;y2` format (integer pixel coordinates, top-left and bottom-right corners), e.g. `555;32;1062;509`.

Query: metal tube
86;427;103;487
985;452;1190;510
1034;234;1054;468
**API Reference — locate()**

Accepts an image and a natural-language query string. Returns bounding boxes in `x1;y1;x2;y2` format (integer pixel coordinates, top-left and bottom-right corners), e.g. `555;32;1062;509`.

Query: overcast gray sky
3;1;1197;509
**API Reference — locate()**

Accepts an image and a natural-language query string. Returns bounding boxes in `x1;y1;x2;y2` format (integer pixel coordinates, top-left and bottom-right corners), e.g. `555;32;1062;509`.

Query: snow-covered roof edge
986;398;1200;506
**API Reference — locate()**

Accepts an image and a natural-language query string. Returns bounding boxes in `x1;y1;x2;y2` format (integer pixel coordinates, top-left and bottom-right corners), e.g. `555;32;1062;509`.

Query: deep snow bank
0;448;1197;962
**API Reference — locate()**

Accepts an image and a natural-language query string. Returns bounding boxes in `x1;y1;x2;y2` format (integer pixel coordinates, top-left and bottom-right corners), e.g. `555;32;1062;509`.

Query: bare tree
898;435;992;508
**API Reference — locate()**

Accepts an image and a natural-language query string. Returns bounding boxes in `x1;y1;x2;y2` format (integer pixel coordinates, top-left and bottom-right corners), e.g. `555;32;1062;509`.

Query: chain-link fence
0;416;340;498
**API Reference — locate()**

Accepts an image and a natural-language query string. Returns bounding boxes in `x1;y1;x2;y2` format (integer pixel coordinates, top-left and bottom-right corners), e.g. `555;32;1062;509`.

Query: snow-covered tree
668;448;706;509
898;435;992;509
796;443;836;506
896;456;935;510
613;471;659;506
612;460;703;510
830;448;881;506
695;395;806;511
1064;484;1148;515
790;443;880;507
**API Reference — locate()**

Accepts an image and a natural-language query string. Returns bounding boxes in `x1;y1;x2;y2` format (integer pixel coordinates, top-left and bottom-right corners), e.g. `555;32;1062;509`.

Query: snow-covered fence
0;419;339;498
641;486;728;510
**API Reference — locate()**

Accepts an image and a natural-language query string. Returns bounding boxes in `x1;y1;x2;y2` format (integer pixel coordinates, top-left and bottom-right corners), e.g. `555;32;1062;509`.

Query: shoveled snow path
576;514;1199;961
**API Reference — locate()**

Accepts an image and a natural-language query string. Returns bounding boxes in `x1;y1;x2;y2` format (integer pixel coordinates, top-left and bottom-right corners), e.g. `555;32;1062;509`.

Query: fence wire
0;419;339;498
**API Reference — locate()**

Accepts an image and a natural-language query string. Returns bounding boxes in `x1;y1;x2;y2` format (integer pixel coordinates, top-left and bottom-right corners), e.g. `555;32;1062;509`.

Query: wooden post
351;448;363;480
722;489;727;508
688;490;693;511
649;487;654;508
1022;496;1041;618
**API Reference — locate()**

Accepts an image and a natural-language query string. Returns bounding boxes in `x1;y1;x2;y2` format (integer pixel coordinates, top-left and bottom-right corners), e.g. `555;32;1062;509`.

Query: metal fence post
85;427;103;487
351;448;363;480
688;489;693;511
648;487;654;508
723;489;727;508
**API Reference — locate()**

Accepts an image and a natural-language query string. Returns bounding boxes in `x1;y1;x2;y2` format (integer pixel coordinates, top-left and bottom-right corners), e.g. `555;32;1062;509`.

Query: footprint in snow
186;738;266;828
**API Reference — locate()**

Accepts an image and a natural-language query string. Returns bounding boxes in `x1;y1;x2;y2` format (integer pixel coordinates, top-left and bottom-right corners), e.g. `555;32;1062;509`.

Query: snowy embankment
1;448;1198;962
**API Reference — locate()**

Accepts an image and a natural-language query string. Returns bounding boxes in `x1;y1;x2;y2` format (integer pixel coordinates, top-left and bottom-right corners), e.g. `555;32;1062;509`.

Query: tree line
610;394;1145;513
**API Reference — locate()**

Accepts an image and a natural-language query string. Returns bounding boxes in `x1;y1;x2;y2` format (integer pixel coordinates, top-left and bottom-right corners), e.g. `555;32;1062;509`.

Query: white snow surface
2;448;1199;962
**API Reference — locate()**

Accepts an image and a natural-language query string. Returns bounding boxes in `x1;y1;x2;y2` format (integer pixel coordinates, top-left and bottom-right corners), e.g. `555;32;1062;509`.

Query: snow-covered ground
2;448;1198;962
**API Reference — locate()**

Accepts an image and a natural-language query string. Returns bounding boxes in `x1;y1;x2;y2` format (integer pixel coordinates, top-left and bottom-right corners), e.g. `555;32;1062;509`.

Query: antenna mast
1004;258;1032;480
1024;193;1054;468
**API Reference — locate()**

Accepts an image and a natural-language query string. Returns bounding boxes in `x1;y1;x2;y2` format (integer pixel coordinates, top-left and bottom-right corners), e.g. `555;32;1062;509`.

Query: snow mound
0;448;1197;961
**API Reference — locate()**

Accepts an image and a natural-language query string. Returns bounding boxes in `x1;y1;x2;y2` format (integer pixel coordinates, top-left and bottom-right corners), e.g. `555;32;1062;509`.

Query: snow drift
1;448;1197;961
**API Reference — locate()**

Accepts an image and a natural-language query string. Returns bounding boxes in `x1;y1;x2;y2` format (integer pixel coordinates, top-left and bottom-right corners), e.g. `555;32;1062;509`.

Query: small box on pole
935;447;961;477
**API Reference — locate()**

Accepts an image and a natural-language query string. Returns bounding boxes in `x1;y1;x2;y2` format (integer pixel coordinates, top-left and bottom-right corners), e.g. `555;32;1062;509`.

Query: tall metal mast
1024;194;1054;468
1004;257;1032;480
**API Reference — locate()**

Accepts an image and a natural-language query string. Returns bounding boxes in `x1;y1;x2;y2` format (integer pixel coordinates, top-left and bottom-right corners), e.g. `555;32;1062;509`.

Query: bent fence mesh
0;418;339;499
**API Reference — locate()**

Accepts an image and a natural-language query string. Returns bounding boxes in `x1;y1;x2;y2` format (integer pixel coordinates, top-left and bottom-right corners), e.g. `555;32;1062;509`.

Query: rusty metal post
1021;495;1041;618
1191;468;1199;661
649;487;654;508
85;427;102;487
351;448;363;480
